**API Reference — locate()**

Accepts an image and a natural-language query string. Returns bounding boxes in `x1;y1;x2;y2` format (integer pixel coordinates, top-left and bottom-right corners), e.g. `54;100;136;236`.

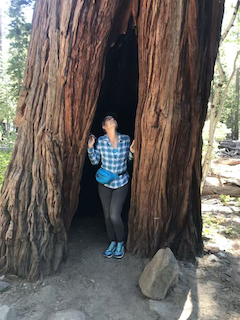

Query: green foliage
202;120;231;160
6;0;33;103
202;212;219;239
0;75;16;124
202;206;240;241
219;195;231;205
224;226;239;239
0;0;33;138
0;151;12;190
213;2;240;138
0;135;16;189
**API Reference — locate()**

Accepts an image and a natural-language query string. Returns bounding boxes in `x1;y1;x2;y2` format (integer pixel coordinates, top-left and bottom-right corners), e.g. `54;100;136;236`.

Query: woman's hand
130;140;135;153
88;134;96;149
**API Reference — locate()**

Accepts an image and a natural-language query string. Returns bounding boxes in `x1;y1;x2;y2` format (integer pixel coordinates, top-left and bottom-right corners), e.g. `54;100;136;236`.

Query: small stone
207;254;219;263
0;275;5;280
205;243;219;253
48;309;85;320
0;305;18;320
0;281;10;292
139;247;179;300
222;288;229;292
218;252;227;258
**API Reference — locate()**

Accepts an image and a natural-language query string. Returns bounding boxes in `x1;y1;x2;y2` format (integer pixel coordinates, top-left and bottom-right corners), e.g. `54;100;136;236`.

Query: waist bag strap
118;170;127;176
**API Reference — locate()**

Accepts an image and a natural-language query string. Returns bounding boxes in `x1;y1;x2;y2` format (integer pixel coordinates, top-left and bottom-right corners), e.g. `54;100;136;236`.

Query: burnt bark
0;0;224;280
127;0;225;259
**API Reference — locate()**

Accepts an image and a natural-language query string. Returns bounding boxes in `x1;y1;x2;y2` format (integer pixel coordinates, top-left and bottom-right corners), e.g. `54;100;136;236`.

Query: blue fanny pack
95;168;126;184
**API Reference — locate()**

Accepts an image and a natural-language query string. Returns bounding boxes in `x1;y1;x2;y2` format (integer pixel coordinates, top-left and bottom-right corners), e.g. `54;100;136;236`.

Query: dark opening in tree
77;21;138;220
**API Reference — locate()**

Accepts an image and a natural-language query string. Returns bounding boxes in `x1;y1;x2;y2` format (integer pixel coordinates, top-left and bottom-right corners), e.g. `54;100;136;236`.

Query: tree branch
216;56;225;81
214;50;240;135
220;0;240;44
201;56;225;191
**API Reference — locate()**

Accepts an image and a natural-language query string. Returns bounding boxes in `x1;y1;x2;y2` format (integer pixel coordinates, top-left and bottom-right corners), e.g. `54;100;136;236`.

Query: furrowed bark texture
0;0;131;281
127;0;225;259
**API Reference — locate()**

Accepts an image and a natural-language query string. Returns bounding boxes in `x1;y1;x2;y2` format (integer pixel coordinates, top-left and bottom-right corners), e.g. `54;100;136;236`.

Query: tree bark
0;0;132;281
0;0;225;280
127;0;225;259
235;68;239;140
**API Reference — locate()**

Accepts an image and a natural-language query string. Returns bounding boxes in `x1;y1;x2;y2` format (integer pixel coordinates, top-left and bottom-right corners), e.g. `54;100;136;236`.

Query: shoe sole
113;251;125;259
103;253;113;258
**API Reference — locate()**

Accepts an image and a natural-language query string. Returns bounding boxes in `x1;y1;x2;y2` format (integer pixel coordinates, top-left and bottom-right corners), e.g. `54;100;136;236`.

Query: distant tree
201;0;240;191
235;68;240;139
6;0;33;103
220;6;240;140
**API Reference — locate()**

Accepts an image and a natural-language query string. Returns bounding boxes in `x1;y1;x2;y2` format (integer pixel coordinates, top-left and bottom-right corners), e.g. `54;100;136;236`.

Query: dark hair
102;111;118;126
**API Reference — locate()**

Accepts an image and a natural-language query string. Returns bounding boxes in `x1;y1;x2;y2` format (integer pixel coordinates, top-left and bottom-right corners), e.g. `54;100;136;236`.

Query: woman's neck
106;129;118;141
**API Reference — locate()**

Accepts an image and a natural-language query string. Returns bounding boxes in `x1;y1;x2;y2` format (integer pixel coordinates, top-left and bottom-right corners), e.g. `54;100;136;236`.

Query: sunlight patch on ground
178;291;193;320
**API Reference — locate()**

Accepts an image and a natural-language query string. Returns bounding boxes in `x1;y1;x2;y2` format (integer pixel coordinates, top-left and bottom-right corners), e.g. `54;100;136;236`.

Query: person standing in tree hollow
87;112;135;258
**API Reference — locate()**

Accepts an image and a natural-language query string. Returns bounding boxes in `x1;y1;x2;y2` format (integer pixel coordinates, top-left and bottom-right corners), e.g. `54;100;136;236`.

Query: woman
87;112;134;259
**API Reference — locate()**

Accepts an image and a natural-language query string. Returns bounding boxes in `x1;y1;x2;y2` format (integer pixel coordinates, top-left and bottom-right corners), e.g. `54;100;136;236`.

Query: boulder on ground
0;281;10;292
0;305;18;320
139;247;179;300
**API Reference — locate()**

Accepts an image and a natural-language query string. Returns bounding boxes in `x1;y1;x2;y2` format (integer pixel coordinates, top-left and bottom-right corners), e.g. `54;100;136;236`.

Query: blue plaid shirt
88;133;133;189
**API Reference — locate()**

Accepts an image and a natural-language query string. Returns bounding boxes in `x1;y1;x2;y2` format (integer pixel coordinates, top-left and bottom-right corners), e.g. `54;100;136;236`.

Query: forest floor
0;158;240;320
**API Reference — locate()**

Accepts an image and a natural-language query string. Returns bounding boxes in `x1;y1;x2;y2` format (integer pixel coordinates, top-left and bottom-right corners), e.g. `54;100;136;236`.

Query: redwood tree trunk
127;0;224;259
0;0;224;281
0;0;131;281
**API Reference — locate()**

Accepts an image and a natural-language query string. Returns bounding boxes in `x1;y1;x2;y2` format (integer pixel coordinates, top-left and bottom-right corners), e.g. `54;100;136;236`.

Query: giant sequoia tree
0;0;224;281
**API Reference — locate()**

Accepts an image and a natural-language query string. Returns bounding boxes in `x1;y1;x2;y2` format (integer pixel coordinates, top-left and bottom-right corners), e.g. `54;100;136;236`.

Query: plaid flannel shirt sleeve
128;151;134;161
87;139;101;165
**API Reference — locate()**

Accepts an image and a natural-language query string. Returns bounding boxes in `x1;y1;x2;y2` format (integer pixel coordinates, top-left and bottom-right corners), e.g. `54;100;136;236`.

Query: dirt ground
0;159;240;320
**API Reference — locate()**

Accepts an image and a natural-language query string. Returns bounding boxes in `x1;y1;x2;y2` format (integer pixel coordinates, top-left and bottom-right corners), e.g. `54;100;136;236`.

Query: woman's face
103;116;117;131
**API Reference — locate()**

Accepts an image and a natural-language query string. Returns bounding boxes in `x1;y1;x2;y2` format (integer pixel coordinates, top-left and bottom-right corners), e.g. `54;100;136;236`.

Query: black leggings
98;182;129;242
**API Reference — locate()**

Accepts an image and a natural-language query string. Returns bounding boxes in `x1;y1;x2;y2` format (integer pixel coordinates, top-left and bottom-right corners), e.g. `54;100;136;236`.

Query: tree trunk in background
0;0;224;281
235;68;239;140
127;0;224;259
0;0;131;281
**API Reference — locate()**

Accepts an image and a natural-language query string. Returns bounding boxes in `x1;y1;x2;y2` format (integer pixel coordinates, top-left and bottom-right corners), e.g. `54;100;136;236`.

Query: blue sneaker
103;241;117;258
113;241;125;259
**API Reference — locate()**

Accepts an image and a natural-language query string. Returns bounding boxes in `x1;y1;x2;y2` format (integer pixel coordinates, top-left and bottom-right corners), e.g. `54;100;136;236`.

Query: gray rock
139;247;179;300
207;254;219;263
48;309;85;320
0;281;10;292
218;252;227;258
0;305;18;320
